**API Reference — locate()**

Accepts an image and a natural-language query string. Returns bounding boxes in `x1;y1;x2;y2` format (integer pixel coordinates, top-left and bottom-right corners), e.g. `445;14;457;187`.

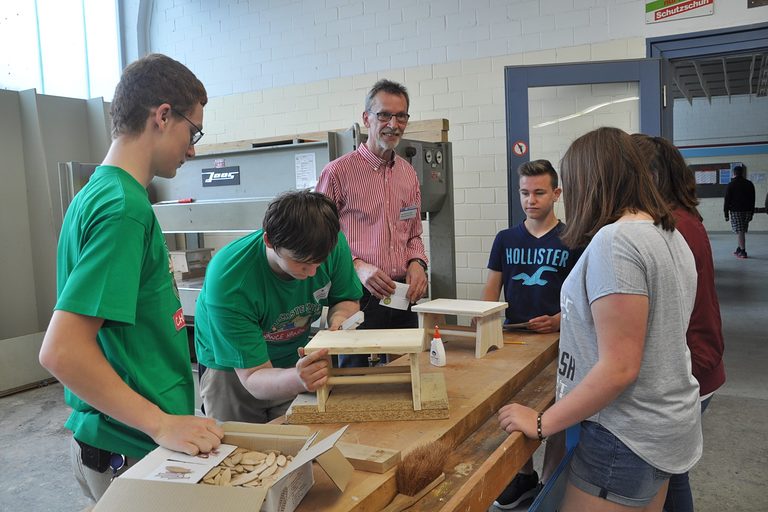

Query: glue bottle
429;325;446;367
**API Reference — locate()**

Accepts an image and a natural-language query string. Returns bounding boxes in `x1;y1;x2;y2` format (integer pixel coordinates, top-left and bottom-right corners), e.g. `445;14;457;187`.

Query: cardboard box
94;422;352;512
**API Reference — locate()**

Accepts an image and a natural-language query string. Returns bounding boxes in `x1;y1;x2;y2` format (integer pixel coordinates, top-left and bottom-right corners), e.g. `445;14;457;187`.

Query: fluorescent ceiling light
533;96;639;128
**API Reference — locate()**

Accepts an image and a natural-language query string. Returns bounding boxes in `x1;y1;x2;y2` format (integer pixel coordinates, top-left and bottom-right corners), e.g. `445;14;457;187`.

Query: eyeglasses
172;107;204;146
369;110;410;123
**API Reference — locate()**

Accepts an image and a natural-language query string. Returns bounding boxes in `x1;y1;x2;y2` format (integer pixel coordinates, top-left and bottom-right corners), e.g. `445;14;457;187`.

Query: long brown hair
631;134;701;220
559;127;675;249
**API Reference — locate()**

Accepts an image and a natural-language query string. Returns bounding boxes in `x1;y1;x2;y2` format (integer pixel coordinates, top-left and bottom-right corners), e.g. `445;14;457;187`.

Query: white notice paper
295;153;317;189
379;282;411;310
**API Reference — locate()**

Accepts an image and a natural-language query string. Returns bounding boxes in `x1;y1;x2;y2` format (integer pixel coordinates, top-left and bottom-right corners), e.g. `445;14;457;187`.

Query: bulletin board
691;162;743;198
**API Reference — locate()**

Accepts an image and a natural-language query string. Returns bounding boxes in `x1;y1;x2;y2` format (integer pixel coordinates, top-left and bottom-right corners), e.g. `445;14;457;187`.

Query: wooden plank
327;374;411;385
194;119;450;157
285;330;559;511
410;361;557;512
336;443;401;474
304;329;424;355
412;299;508;317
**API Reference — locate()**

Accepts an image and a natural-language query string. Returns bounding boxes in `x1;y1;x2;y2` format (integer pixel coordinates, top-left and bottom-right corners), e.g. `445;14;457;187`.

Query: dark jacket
723;175;755;215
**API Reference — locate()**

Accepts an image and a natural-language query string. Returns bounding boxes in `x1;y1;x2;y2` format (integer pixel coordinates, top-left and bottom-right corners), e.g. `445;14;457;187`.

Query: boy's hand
296;347;330;392
153;414;224;456
527;314;559;333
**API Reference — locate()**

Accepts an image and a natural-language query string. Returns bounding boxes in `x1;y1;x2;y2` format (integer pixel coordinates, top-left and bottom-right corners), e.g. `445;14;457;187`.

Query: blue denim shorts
568;421;672;507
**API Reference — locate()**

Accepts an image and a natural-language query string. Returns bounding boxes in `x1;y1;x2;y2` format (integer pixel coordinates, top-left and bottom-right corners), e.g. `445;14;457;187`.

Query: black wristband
537;412;545;441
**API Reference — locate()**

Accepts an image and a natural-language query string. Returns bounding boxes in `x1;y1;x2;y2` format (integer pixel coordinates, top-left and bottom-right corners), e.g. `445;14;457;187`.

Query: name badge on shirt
313;282;331;301
399;205;418;221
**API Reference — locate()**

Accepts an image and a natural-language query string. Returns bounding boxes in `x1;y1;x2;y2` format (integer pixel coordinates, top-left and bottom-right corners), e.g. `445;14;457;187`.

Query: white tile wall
146;0;763;300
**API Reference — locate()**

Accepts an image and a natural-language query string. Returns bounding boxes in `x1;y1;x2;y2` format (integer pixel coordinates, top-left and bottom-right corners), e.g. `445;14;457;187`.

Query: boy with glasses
39;54;223;503
316;79;428;367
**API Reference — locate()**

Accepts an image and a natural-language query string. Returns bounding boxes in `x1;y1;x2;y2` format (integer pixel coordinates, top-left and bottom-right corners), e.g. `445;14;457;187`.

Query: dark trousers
663;395;713;512
338;288;418;368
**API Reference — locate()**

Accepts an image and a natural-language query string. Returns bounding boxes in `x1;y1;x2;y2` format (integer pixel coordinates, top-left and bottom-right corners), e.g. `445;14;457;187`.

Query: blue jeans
663;396;713;512
569;421;673;507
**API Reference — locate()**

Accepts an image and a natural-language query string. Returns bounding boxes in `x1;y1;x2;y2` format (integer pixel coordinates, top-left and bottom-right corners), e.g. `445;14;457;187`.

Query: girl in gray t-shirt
498;127;702;511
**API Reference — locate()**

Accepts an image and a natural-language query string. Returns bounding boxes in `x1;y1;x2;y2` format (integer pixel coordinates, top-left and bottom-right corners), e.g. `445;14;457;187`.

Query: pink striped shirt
316;144;428;280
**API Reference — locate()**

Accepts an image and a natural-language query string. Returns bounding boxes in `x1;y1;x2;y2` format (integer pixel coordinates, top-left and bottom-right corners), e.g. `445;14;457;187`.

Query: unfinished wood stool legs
412;299;508;358
301;328;425;412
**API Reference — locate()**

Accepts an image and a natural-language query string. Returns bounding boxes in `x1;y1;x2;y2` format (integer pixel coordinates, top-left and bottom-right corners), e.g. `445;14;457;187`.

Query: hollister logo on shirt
173;308;186;331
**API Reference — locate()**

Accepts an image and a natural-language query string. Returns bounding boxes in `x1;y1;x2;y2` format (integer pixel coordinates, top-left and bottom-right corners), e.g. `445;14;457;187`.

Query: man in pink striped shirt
316;79;429;367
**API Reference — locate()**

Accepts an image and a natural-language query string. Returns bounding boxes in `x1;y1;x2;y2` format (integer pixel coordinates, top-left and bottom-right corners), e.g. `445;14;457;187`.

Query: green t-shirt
56;166;192;459
194;230;362;371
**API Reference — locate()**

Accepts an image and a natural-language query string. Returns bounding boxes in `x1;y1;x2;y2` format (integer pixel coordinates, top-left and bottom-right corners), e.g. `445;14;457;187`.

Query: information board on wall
645;0;714;24
690;161;742;198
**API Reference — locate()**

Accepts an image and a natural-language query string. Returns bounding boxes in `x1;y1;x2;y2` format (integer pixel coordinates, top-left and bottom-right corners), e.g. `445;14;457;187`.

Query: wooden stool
412;299;508;358
303;328;424;413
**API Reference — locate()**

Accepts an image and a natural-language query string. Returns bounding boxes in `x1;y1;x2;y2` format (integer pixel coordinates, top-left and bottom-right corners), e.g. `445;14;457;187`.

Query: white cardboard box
94;422;352;512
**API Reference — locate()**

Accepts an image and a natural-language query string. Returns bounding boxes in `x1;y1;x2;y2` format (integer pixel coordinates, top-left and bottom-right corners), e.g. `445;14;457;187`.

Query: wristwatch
409;258;428;273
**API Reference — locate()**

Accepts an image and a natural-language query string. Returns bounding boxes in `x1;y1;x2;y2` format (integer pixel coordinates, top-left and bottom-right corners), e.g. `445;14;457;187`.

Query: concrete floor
1;233;767;512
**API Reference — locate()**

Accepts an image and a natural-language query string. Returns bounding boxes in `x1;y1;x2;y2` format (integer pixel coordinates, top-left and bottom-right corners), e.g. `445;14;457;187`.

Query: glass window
0;0;119;100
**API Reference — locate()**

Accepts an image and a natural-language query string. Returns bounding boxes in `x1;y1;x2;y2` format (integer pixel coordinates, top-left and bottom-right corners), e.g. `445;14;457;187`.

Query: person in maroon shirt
632;134;726;512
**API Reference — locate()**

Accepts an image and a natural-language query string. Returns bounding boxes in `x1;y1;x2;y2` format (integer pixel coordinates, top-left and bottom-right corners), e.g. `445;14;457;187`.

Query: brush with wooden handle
381;439;450;512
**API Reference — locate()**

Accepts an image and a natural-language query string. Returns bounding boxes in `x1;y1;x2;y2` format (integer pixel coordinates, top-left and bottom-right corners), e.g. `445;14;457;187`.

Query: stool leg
317;382;330;412
475;314;504;358
410;353;422;411
419;312;443;351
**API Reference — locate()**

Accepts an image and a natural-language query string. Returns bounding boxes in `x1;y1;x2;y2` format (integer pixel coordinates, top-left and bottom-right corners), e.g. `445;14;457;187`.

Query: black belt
76;438;127;474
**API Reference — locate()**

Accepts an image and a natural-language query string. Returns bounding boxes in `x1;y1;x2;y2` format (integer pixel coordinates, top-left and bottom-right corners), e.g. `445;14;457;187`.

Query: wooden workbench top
281;329;559;512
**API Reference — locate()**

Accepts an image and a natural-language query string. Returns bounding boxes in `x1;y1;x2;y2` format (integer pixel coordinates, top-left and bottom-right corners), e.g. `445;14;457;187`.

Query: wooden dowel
331;366;410;376
328;374;412;385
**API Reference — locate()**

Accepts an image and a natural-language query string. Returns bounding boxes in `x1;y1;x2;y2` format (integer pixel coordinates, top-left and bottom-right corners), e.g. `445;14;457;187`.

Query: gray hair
365;79;410;112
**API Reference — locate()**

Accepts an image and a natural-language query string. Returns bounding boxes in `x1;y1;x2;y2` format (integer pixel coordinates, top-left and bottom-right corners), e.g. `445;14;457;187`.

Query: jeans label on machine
201;166;241;187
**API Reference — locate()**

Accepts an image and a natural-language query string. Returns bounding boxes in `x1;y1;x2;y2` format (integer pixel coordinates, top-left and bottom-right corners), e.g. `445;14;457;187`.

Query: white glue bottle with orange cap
429;325;446;367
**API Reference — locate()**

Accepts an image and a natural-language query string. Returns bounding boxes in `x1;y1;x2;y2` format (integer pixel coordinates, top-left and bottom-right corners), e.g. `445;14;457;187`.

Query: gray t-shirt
557;221;702;474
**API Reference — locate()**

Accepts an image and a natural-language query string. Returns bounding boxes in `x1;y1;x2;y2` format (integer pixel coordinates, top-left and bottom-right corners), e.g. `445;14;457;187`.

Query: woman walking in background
723;164;755;258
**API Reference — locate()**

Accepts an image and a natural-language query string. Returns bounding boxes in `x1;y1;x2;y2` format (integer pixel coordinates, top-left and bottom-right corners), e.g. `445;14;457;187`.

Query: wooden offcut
336;443;401;474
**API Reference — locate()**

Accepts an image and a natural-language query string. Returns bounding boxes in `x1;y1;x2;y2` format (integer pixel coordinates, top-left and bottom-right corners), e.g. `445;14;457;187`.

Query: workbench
278;329;559;512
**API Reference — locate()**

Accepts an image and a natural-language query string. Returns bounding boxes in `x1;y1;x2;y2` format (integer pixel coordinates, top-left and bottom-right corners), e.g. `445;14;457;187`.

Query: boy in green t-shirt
39;54;224;503
195;190;363;423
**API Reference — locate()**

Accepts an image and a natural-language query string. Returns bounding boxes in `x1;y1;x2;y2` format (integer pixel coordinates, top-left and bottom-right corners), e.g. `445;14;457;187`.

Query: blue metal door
504;60;662;226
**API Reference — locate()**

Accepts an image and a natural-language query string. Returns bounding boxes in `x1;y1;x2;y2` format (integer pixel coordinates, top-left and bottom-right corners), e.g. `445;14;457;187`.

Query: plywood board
285;372;448;424
304;328;424;355
412;299;507;317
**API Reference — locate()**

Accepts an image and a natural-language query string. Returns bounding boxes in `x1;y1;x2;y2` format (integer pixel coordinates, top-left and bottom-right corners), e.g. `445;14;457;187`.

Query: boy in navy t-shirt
482;160;580;508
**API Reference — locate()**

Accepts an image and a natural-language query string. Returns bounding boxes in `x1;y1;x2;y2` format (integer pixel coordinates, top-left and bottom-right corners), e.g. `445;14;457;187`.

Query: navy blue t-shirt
487;222;579;324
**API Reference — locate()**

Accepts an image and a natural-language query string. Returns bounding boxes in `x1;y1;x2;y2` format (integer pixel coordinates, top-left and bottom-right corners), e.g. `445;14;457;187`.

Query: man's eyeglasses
369;111;410;123
172;107;204;146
